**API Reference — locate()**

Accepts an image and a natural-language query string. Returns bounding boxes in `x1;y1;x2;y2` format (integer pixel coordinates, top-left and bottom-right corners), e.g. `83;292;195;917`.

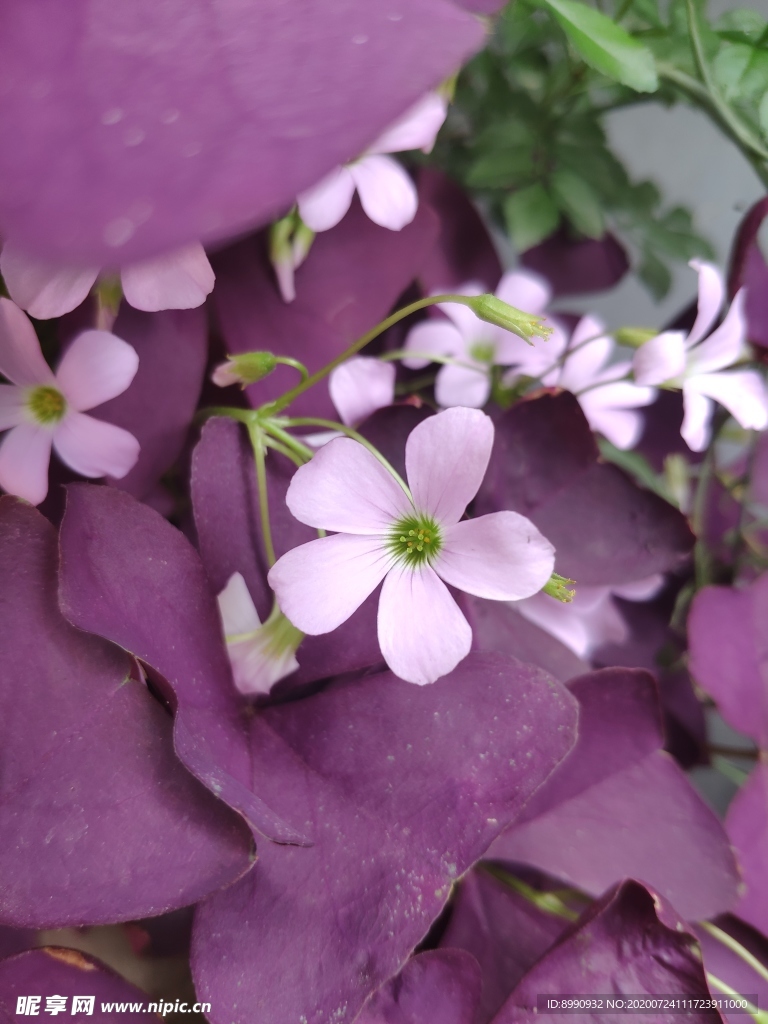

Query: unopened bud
615;327;657;349
467;294;553;345
542;572;576;603
212;351;278;388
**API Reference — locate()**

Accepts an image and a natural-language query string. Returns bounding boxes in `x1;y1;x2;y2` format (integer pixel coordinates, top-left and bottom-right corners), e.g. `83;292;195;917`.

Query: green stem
691;442;716;590
706;972;768;1024
483;865;580;922
264;436;306;468
684;0;768;166
700;922;768;987
260;421;315;464
248;423;277;568
274;356;310;383
263;294;481;415
283;417;412;498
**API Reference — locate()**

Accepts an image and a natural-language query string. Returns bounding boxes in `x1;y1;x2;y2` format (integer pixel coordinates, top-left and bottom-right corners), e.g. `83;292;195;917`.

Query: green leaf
504;183;561;250
538;0;659;92
638;250;672;300
760;92;768;139
550;168;604;238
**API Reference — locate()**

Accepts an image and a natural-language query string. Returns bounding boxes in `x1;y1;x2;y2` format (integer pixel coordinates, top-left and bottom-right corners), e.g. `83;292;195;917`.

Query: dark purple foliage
520;230;629;297
0;497;253;929
356;950;482;1024
0;1;482;264
191;654;578;1024
728;197;768;351
491;881;724;1024
491;669;739;921
475;392;695;585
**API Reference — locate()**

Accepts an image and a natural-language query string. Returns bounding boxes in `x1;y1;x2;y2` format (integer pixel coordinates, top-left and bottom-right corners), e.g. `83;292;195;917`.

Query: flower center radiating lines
26;385;67;425
388;513;442;566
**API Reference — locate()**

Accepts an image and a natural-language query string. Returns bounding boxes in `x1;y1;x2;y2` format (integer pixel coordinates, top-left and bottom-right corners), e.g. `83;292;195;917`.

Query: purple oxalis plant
1;2;768;1021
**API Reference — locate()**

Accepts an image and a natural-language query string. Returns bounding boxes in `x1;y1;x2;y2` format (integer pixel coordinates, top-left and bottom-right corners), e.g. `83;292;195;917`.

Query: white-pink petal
349;155;418;231
579;402;644;451
55;331;139;411
120;242;215;312
558;333;613;394
688;370;768;433
0;385;26;430
434;361;490;409
268;533;391;634
687;289;747;374
328;357;395;426
368;93;447;155
218;572;261;636
516;587;627;660
680;386;714;452
0;243;98;320
52;412;140;479
377;563;472;684
298;165;357;233
0;423;53;505
402;319;464;370
0;298;56;387
633;331;687;386
406;407;494;526
495;269;551;315
687;260;726;347
286;436;411;533
436;511;555;601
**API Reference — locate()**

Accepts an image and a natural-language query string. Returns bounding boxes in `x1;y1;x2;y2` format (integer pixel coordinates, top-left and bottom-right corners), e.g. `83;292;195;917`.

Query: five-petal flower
268;407;556;685
633;260;768;451
403;270;552;408
0;298;140;504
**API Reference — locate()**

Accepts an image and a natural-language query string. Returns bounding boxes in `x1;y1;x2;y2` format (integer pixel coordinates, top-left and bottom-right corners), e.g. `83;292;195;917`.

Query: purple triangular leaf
191;654;578;1024
0;1;481;264
725;764;768;937
356;950;482;1024
0;497;253;928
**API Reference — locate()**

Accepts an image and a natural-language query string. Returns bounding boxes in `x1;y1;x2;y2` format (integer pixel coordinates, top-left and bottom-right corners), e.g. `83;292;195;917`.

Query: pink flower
516;575;664;659
0;240;215;320
268;407;556;685
297;93;447;234
633;260;768;451
328;356;396;426
0;298;140;504
403;270;552;408
217;573;302;696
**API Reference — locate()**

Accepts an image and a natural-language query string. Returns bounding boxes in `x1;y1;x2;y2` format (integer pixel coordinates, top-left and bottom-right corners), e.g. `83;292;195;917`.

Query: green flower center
468;340;496;364
27;385;67;425
389;513;442;567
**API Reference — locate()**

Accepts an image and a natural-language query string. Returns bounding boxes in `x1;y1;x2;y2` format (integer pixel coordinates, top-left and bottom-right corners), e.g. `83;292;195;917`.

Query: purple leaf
725;764;768;936
520;229;629;297
491;881;725;1024
440;870;568;1023
0;947;155;1019
93;305;207;500
58;483;308;845
210;199;438;418
475;392;695;585
467;597;589;683
191;417;383;687
356;950;482;1024
417;168;503;291
695;915;768;1024
490;669;739;921
688;575;768;747
191;653;578;1024
0;1;482;265
728;197;768;350
0;497;253;928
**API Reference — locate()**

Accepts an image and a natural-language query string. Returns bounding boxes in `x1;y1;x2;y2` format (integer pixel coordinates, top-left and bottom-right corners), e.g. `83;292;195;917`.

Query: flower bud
212;351;278;388
467;294;553;345
614;327;657;349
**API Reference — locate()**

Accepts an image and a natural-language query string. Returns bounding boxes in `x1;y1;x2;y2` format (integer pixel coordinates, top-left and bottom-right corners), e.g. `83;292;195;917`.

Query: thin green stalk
248;423;276;568
273;356;310;383
706;973;768;1024
684;0;768;166
260;421;315;463
483;865;580;922
282;417;412;498
700;922;768;987
263;294;480;415
264;436;306;468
